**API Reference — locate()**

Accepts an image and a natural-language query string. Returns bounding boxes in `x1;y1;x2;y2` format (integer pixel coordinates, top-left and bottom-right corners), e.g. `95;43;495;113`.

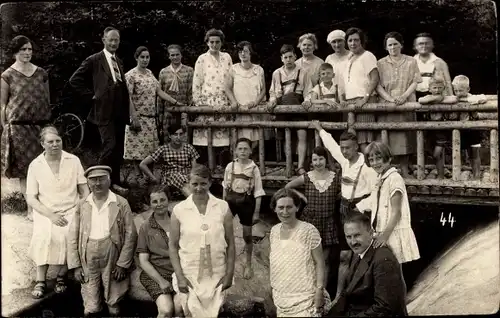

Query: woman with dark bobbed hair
192;29;234;166
1;35;51;220
376;32;422;177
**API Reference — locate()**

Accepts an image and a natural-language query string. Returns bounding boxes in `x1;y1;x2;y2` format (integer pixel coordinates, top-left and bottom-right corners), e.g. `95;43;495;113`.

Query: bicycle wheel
53;113;85;152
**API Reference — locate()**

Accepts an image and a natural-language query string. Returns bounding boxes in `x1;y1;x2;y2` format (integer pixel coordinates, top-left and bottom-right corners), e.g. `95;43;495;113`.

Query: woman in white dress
325;30;350;102
169;164;235;317
225;41;266;150
26;126;89;298
192;29;234;167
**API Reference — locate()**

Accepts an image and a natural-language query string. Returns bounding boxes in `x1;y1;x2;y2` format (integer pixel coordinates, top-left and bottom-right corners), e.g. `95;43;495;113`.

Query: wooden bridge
167;96;499;206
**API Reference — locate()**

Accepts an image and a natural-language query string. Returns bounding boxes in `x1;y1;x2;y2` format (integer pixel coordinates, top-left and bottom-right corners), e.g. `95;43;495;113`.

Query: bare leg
156;294;174;318
433;146;445;179
242;225;254;279
36;264;49;282
471;146;481;179
19;177;33;220
323;247;331;287
297;130;308;172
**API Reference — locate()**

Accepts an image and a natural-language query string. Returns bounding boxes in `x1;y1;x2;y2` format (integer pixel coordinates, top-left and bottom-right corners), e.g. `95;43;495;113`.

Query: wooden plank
259;128;265;176
285;128;293;178
416;130;425;180
452;129;461;181
408;195;500;206
381;130;388;145
230;127;238;159
315;130;321;148
207;128;215;171
490;129;498;183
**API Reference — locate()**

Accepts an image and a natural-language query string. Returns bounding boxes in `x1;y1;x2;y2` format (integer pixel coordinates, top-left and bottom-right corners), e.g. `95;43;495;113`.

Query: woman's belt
9;119;52;125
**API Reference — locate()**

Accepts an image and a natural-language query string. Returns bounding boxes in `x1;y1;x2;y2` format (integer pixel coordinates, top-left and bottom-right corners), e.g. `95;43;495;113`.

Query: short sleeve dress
1;67;51;178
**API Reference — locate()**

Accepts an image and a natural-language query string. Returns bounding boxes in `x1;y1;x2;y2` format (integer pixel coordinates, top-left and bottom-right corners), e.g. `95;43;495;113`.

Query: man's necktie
348;254;361;282
111;55;122;82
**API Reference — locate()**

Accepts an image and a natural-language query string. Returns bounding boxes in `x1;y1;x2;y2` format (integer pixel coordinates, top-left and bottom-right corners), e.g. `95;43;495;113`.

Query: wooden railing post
315;129;322;147
416;130;425;180
490;129;498;183
259;128;265;176
230;127;238;160
381;130;389;145
452;129;461;181
207;128;215;172
285;128;293;178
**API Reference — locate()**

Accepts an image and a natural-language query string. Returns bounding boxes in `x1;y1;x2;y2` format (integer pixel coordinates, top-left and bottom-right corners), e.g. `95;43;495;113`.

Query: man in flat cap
67;165;137;317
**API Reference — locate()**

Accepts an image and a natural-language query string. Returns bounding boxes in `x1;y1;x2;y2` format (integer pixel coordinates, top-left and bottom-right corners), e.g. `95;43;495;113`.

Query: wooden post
285;128;293;178
259;128;265;176
207;128;215;172
381;130;389;145
452;129;461;181
416;130;425;180
347;112;355;133
490;129;498;183
230;128;238;160
315;130;322;147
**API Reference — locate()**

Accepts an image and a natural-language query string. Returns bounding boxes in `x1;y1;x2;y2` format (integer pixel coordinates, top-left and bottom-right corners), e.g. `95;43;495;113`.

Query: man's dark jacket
69;51;130;125
326;245;408;317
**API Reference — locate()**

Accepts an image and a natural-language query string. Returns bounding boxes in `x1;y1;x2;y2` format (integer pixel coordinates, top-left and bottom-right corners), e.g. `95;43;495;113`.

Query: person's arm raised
311;120;347;165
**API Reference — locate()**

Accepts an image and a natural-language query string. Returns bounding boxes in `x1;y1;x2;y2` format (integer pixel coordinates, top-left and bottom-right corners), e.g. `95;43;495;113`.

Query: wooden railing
167;96;499;203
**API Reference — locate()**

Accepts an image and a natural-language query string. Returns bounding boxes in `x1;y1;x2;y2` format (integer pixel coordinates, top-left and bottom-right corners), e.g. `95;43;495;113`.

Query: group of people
0;23;489;318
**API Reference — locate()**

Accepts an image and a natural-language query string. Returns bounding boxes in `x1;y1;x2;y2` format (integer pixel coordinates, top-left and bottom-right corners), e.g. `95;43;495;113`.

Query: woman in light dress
226;41;266;151
295;33;325;87
269;188;332;317
169;164;235;317
376;32;422;177
325;29;350;104
339;27;380;153
26;126;90;298
192;29;234;167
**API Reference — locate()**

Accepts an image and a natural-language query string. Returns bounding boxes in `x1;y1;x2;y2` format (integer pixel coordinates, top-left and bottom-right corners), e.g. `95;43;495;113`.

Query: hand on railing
267;99;277;112
393;96;407;105
311;120;323;132
354;97;368;110
302;100;312;111
326;100;340;109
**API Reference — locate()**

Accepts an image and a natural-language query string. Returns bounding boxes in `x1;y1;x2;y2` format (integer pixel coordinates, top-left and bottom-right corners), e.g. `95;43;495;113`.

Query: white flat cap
327;30;346;43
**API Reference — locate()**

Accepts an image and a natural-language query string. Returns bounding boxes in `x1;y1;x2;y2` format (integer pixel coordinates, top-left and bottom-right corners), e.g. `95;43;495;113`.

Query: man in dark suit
69;26;130;196
327;213;408;316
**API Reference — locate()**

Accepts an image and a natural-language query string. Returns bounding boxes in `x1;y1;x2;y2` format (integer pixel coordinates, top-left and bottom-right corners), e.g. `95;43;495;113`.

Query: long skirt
123;116;159;160
29;206;76;266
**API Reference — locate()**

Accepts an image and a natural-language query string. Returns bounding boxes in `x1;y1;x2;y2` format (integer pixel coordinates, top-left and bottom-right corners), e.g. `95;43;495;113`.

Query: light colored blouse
343;51;378;100
192;51;233;106
377;55;422;101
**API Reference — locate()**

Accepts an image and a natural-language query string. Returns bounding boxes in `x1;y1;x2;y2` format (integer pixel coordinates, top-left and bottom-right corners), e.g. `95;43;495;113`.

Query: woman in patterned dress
284;146;342;298
1;35;51;220
225;41;266;150
269;188;332;317
339;28;380;153
192;28;234;167
125;46;180;165
140;124;199;198
158;44;194;131
376;32;422;178
169;164;235;317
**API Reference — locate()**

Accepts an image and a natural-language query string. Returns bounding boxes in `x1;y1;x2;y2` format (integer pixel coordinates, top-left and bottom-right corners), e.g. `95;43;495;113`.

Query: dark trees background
0;0;497;108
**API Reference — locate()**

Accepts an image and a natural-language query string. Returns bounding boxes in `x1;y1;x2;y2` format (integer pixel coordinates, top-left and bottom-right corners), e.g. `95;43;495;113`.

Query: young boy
418;76;448;179
267;44;313;175
222;138;265;279
452;75;487;180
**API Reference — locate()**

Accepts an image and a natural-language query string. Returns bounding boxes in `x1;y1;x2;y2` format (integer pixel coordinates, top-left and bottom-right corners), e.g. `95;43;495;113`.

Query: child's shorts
427;130;449;148
227;195;256;227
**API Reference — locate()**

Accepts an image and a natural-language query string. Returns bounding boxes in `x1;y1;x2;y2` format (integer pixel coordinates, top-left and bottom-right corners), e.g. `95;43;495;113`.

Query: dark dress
1;67;51;178
300;170;340;247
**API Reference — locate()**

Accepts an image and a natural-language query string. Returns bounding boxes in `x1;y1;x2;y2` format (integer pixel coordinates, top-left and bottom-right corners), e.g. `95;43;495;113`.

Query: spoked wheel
53;113;85;152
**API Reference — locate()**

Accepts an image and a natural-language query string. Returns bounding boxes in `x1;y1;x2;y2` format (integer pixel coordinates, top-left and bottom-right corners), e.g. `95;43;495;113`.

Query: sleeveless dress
301;171;340;246
1;67;51;178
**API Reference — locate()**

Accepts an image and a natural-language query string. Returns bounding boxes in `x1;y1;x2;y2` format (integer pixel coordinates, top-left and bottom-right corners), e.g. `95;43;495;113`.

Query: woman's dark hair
345;27;367;47
312;146;329;159
235;137;252;149
190;164;212;181
270;188;307;218
166;123;185;136
149;184;171;200
236;41;254;55
383;31;404;48
9;35;32;56
204;28;225;43
134;46;149;59
280;44;295;56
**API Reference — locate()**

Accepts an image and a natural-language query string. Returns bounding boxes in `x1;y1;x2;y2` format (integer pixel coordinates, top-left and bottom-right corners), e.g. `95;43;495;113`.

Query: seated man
327;213;408;317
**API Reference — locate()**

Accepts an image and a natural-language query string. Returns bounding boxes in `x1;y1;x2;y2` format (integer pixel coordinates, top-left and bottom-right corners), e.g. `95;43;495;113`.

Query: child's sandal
54;276;68;294
31;281;46;299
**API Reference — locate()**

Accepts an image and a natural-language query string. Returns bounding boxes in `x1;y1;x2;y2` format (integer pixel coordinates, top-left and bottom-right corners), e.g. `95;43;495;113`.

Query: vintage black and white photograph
1;0;498;317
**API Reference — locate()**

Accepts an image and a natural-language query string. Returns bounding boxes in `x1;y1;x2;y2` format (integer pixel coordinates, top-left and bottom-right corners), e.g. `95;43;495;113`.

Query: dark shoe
112;184;129;197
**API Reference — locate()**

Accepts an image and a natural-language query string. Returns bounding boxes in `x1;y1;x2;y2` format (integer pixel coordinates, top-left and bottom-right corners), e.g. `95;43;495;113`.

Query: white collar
86;190;117;205
103;48;115;58
184;192;219;211
415;52;438;64
359;239;373;259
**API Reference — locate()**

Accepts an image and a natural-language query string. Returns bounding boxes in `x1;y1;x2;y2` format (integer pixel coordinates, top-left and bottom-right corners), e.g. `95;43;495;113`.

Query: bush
1;191;27;215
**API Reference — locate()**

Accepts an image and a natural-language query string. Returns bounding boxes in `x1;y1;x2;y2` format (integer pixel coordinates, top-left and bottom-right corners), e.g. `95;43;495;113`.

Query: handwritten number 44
440;212;456;228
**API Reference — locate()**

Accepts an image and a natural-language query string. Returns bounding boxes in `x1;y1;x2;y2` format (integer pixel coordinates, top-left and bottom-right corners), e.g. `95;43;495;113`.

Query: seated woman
169;164;236;317
140;124;199;198
137;185;181;318
269;188;331;317
26;126;90;298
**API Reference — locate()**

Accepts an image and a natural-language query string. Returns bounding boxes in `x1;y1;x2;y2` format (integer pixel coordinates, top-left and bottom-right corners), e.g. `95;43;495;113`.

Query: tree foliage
0;0;496;107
